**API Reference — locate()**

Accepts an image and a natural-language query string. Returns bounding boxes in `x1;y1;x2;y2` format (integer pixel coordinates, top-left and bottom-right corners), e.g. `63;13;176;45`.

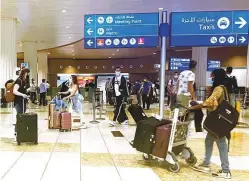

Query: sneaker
212;170;231;179
121;120;129;125
80;124;88;129
109;121;116;126
197;163;211;173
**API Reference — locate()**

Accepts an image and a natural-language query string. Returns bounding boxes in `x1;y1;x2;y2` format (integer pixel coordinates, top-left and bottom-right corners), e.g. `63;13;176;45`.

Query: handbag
203;86;239;139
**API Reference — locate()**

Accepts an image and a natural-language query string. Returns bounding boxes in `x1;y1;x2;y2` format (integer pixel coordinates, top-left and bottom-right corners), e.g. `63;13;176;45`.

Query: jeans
15;102;26;114
113;96;128;122
40;92;46;106
204;133;230;172
169;94;177;111
142;94;151;109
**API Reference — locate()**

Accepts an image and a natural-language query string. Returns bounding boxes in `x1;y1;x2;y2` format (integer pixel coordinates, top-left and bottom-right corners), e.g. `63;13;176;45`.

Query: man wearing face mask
141;77;152;110
110;67;129;126
167;72;179;110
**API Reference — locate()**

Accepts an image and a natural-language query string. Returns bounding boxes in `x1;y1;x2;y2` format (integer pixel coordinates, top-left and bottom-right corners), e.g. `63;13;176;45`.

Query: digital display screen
169;58;190;71
207;60;220;71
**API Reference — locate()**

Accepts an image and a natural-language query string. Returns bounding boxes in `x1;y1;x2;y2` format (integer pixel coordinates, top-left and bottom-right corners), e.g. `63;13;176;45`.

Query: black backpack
225;76;238;94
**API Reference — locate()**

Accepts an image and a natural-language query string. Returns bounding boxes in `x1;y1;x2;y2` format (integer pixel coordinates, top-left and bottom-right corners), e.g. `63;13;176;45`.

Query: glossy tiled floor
1;102;249;181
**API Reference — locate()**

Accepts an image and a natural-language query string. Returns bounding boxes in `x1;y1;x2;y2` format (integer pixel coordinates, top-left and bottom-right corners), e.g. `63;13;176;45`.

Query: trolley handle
175;103;188;110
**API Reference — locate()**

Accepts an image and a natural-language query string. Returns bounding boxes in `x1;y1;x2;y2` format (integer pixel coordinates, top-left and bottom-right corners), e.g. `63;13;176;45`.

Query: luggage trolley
141;104;197;173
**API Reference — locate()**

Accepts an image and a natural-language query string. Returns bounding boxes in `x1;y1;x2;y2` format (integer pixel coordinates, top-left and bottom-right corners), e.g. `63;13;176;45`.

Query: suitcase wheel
168;162;180;173
17;142;21;146
142;153;152;161
34;142;38;145
185;155;197;166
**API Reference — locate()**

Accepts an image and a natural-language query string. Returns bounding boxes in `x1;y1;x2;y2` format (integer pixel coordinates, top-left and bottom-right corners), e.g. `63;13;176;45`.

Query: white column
37;51;48;85
0;18;17;88
246;46;249;88
23;42;38;83
192;47;208;87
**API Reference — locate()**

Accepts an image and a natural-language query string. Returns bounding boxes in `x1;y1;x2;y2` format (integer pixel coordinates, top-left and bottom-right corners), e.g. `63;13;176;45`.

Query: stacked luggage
128;104;197;173
48;98;72;132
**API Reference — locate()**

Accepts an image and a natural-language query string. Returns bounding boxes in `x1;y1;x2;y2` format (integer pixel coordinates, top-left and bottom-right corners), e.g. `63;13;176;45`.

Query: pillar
246;46;249;88
23;42;38;83
0;18;17;88
37;51;48;85
192;47;208;87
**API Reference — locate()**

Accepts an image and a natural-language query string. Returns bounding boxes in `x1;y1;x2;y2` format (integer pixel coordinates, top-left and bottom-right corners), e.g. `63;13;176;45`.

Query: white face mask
69;78;72;83
115;71;121;76
174;75;178;79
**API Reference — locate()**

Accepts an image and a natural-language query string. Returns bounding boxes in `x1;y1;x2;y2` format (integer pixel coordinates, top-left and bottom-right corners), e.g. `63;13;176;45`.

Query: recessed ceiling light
62;10;67;13
117;49;119;52
153;52;156;55
20;44;22;47
72;50;74;52
109;57;111;59
48;52;50;55
66;26;70;29
112;54;115;56
69;37;71;39
158;8;164;10
73;54;75;56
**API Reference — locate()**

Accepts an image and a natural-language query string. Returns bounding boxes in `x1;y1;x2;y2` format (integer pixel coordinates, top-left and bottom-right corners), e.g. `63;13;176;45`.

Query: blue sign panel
207;60;221;71
170;10;249;47
21;62;29;69
84;13;159;49
169;58;190;71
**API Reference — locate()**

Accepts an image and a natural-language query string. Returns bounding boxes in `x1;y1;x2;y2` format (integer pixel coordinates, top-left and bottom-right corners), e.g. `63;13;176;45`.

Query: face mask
115;71;121;76
69;78;72;83
144;79;147;82
208;77;214;84
174;75;178;79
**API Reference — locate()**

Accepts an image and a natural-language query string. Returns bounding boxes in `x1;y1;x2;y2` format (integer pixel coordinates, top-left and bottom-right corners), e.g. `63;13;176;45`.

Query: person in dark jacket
109;67;129;126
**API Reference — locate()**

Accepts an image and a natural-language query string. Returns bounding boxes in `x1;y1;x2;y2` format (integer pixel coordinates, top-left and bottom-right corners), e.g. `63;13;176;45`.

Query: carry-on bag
60;112;72;131
133;117;171;154
203;86;239;139
16;99;38;145
52;111;62;129
48;103;56;129
128;104;147;124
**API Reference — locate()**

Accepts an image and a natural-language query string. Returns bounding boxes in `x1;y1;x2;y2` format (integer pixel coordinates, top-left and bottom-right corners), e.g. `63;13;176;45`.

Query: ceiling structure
2;0;249;59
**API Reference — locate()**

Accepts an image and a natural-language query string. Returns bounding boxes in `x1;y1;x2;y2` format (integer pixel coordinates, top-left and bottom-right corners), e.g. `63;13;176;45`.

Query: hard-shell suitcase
128;105;147;124
151;122;189;158
48;103;56;129
52;111;62;129
16;99;38;145
133;117;171;154
60;112;72;131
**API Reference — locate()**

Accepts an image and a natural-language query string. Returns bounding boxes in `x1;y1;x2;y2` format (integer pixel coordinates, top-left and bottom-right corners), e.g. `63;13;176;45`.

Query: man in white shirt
177;60;197;108
110;67;129;126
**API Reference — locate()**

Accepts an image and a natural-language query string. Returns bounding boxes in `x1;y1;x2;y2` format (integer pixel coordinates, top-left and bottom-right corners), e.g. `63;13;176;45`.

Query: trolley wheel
142;154;152;161
34;142;38;145
17;142;21;146
168;162;180;173
185;155;197;166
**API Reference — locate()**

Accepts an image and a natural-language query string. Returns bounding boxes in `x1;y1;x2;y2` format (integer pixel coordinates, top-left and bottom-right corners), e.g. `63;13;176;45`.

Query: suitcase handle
23;97;31;113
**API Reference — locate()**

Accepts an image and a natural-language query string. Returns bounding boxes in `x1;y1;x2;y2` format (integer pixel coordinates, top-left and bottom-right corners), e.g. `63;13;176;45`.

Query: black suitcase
16;99;38;145
133;117;171;154
128;105;147;124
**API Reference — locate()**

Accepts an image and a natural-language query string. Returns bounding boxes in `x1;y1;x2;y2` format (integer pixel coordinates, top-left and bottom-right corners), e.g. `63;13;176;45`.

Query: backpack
225;76;238;94
5;81;15;103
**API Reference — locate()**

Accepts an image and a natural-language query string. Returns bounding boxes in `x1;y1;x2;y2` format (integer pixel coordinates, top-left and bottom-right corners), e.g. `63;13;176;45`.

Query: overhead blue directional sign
170;10;249;47
84;13;159;49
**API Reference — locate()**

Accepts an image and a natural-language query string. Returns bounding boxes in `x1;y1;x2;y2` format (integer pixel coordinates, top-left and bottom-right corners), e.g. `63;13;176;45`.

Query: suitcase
60;112;72;131
52;111;62;129
133;117;171;154
48;103;56;129
152;122;189;158
16;99;38;145
128;105;147;124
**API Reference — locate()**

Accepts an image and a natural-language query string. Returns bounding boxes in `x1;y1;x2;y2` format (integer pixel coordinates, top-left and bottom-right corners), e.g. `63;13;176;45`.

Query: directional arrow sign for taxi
170;10;249;47
235;17;247;28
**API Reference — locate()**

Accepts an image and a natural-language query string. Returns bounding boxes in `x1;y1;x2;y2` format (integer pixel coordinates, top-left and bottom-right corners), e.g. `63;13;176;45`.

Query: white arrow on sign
87;28;93;35
235;17;247;28
239;36;246;43
87;40;93;46
87;17;93;24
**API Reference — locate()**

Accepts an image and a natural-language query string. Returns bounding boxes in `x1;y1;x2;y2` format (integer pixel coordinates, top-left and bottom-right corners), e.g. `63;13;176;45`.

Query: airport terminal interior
1;0;249;181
